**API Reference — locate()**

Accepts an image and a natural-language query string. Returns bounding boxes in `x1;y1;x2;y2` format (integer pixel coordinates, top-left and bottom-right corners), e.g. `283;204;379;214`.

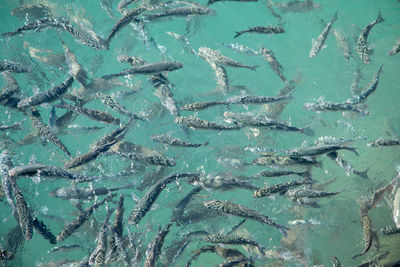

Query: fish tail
348;146;359;156
376;9;385;24
300;123;315;137
276;224;290;236
233;31;242;39
203;141;210;146
355;168;369;179
207;0;215;5
249;65;261;71
332;11;338;22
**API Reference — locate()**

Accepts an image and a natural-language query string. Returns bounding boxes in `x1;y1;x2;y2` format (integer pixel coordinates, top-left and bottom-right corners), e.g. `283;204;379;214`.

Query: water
0;0;400;266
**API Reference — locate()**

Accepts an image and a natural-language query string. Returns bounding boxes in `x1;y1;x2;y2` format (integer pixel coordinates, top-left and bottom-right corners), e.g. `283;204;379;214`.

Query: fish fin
376;9;385;23
233;31;242;39
355;168;369;179
249;65;261;71
300;123;315;137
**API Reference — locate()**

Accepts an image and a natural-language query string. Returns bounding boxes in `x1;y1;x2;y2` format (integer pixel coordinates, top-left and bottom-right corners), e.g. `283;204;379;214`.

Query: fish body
145;6;212;20
10;178;34;240
234;26;284;38
352;215;372;259
18;76;73;108
218;42;260;55
29;110;71;156
288;144;358;158
0;249;14;260
144;222;172;267
50;183;134;200
94;119;133;149
151;134;208;147
380;226;400;235
150;74;180;117
209;61;230;94
198;47;258;70
115;151;176;167
173;187;202;223
0;72;21;103
56;196;110;242
0;60;30;73
118;0;137;10
89;208;113;266
33;218;57;244
327;151;368;179
0;150;16;215
269;0;320;13
367;138;400;147
309;11;338;57
102;61;183;79
332;28;351;60
255;169;309;178
181;100;227;111
97;92;135;118
174;116;243;130
128;173;199;225
193;173;257;191
9;164;77;180
226;92;291;105
208;0;257;6
357;11;385;64
260;47;286;81
203;233;265;254
48;244;85;253
304;99;369;115
331;256;343;267
253;179;314;198
388;39;400;55
109;194;125;255
0;120;25;131
204;199;289;235
253;155;320;167
286;185;349;200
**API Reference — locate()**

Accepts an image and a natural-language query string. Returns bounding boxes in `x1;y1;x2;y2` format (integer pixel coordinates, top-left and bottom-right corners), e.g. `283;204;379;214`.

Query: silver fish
151;134;208;147
309;12;337;57
97;92;136;118
204;233;265;254
253;179;314;198
115;151;176;167
288;143;358;158
0;150;16;215
102;61;183;79
198;47;259;70
209;61;230;95
332;28;351;60
352;215;373;259
218;42;260;56
303;99;369;116
9;164;77;180
253;155;320;167
0;72;21;103
144;222;172;267
234;26;284;38
89;207;113;266
388;39;400;56
144;6;212;20
150;74;180;117
260;47;287;82
268;0;320;13
327;151;368;179
286;185;349;201
50;183;134;200
0;60;30;73
208;0;257;6
356;11;385;64
174;116;243;130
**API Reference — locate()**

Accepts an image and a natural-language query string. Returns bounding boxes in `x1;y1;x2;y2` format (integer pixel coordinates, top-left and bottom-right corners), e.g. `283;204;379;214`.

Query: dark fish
227;92;292;105
173;187;203;224
260;47;287;82
150;74;180;117
218;257;255;267
96;92;137;118
56;195;111;242
331;256;343;267
286;185;349;201
102;61;183;79
203;233;265;254
268;0;320;13
204;199;289;235
89;207;113;266
144;222;172;267
327;151;368;179
288;143;358;158
388;39;400;56
357;11;385;64
346;65;383;105
115;151;176;167
56;101;120;125
380;226;400;235
144;6;213;20
255;169;309;178
352;215;373;260
174;116;243;130
253;155;320;167
253;179;314;198
209;61;230;95
309;12;338;57
224;112;313;136
0;120;25;131
0;150;16;214
208;0;257;6
33;218;57;244
118;0;137;10
191;173;258;191
9;164;77;180
28;109;71;156
0;248;14;260
109;194;125;257
107;6;147;43
128;173;199;225
0;60;30;73
181;100;228;111
50;183;134;200
18;76;74;108
0;72;21;103
151;134;208;147
367;138;400;147
10;178;34;240
198;47;259;70
48;244;86;253
186;245;245;267
303;99;369;115
234;26;284;38
93;119;133;148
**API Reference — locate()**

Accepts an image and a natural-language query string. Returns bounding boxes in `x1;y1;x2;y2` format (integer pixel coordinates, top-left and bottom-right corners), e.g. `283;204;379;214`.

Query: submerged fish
253;179;314;198
102;61;183;79
33;218;57;244
287;143;358;158
50;183;134;200
144;222;173;267
89;207;113;266
174;116;243;130
356;11;385;64
253;155;320;167
0;150;16;215
309;12;338;57
260;47;287;82
352;215;373;260
152;134;208;147
304;99;369;115
367;138;400;147
207;0;257;6
0;60;31;73
204;233;265;254
268;0;320;13
198;47;259;70
144;6;213;20
380;226;400;235
388;39;400;56
9;164;78;180
327;151;368;179
234;26;284;38
150;74;180;117
255;169;309;178
204;199;290;235
0;120;25;131
286;185;349;202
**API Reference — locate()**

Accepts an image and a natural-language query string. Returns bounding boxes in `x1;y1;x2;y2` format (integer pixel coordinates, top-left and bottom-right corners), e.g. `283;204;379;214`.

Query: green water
1;0;400;266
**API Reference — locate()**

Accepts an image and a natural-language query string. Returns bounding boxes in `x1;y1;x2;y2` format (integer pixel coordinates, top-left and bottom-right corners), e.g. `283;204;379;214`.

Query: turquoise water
1;0;400;266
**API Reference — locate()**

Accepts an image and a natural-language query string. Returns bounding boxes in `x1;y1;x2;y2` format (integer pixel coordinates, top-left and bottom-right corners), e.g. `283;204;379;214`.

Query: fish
0;150;17;215
0;60;31;73
388;39;400;56
331;256;343;267
56;101;120;125
394;187;400;228
191;173;258;191
61;41;91;88
209;61;230;95
218;42;260;55
327;151;369;179
48;244;87;253
93;119;133;149
226;92;292;105
11;4;52;20
309;11;338;57
150;74;180;117
0;72;21;103
268;0;320;13
234;26;284;38
144;222;173;267
151;134;208;147
118;0;137;10
254;169;309;178
253;155;320;167
198;47;259;70
260;47;287;82
0;248;14;260
33;217;57;244
18;76;74;108
223;112;313;136
204;199;290;235
50;182;135;200
181;100;228;111
114;151;176;167
346;65;383;105
144;6;213;20
96;92;138;118
9;178;34;240
203;233;265;254
174;116;243;130
285;185;349;201
331;28;351;60
303;99;370;116
28;109;71;156
218;257;255;267
356;10;385;64
380;226;400;235
253;179;314;198
107;6;147;43
56;195;112;242
173;187;203;224
287;143;358;158
108;194;125;257
0;120;25;131
8;164;78;180
367;138;400;147
352;215;373;260
186;245;245;266
102;61;183;79
207;0;257;6
3;17;108;49
89;207;113;266
128;173;199;225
